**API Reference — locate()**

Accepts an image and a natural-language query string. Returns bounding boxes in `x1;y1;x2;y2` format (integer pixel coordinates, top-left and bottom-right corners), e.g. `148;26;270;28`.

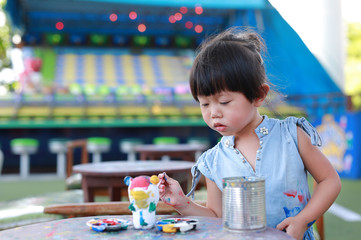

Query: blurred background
0;0;360;239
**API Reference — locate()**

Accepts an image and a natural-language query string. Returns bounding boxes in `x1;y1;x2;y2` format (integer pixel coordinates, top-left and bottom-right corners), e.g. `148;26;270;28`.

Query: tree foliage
0;0;10;68
347;23;361;60
345;22;361;106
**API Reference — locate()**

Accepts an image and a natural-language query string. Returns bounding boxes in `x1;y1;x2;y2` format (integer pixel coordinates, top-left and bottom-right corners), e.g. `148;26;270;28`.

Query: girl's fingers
162;172;168;181
158;173;165;179
158;172;168;183
276;219;289;231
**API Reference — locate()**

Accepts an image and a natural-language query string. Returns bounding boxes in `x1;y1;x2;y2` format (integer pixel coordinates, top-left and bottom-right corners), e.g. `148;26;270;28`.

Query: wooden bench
43;201;207;218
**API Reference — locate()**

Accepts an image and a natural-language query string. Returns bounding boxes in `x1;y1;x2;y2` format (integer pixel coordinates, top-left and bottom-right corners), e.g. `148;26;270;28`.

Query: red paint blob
283;190;297;198
129;176;150;190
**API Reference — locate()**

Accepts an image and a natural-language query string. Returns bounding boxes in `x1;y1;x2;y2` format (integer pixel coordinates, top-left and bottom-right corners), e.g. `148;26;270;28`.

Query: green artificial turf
324;179;361;240
0;178;66;202
334;179;361;213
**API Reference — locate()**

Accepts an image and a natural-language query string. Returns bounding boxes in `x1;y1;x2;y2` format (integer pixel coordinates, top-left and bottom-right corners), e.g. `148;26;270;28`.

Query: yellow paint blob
130;190;150;209
150;175;160;185
162;224;177;233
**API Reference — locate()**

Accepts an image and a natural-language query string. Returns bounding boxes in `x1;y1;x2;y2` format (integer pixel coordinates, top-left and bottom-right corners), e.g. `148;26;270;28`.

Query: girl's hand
157;172;188;208
276;217;308;240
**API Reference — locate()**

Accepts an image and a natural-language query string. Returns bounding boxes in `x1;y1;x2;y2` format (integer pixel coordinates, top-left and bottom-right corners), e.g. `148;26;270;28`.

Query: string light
185;21;193;29
195;5;203;15
180;6;188;14
129;11;137;20
169;15;176;23
174;13;182;21
195;25;203;33
138;24;146;32
109;13;117;22
56;22;64;30
12;34;22;45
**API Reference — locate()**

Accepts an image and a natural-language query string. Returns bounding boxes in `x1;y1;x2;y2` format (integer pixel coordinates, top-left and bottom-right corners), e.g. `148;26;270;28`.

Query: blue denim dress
187;116;321;240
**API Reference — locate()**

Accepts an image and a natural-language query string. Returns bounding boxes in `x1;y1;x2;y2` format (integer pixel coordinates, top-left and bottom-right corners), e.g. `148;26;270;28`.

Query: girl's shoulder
197;141;221;163
260;115;299;136
266;116;322;147
195;138;229;167
266;115;299;127
266;115;314;131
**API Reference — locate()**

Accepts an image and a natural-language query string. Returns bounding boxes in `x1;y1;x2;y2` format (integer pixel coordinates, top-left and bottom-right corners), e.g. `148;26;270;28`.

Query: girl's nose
211;108;222;118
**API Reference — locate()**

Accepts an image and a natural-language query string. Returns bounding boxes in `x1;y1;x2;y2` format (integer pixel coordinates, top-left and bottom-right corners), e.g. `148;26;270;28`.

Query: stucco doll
124;175;160;229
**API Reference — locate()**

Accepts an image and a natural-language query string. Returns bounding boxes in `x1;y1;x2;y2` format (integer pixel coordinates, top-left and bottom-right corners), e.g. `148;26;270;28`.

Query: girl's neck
254;114;264;128
233;113;264;171
235;112;263;140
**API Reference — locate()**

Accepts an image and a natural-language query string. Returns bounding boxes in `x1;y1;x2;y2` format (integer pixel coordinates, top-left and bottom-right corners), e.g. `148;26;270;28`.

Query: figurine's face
125;175;160;209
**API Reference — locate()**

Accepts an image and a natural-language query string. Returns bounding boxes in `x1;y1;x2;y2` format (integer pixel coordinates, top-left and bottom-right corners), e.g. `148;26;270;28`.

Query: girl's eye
220;101;230;105
201;103;209;107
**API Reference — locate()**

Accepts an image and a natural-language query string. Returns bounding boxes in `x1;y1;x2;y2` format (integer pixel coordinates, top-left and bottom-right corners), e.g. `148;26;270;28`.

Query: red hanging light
180;6;188;14
185;21;193;29
195;5;203;15
109;13;118;22
56;22;64;30
174;13;182;21
138;24;146;32
129;11;137;20
195;25;203;33
169;15;176;24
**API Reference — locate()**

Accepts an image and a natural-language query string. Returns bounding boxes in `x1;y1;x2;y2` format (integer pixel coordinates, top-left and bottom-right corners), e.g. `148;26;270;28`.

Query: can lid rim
222;176;265;183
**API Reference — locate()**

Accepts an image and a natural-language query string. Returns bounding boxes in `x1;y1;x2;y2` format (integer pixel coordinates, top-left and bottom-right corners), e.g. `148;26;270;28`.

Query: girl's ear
254;84;270;107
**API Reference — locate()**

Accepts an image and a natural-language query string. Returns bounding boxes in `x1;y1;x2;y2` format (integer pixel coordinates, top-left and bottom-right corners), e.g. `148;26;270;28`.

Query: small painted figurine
124;175;160;229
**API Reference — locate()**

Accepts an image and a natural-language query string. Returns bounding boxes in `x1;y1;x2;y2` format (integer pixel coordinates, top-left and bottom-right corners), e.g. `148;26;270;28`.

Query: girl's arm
158;173;222;217
277;126;342;240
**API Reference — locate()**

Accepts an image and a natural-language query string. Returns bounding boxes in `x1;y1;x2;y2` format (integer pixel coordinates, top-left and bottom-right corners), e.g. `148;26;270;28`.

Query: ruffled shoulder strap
186;163;202;200
185;143;219;199
296;117;322;147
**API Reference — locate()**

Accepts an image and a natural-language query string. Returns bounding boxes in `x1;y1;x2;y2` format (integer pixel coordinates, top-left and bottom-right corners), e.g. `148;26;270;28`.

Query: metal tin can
222;176;266;232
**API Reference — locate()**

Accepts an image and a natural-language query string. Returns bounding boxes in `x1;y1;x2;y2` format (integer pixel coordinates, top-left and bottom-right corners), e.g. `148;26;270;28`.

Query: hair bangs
190;57;228;101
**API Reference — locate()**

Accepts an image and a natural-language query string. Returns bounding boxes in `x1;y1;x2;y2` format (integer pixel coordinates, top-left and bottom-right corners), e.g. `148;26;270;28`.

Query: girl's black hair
189;27;268;102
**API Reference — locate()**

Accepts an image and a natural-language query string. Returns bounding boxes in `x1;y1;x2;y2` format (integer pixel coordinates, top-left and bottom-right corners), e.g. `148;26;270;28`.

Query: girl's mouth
214;123;227;132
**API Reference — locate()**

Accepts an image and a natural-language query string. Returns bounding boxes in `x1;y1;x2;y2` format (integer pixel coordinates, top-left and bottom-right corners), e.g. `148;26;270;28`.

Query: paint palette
86;218;131;232
156;218;199;233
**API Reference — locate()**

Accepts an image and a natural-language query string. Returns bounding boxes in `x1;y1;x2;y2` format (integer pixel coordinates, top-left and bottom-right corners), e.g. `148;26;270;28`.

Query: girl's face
198;91;261;136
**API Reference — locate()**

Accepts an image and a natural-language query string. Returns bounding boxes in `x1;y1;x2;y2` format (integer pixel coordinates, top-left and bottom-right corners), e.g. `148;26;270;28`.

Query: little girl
158;27;341;240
